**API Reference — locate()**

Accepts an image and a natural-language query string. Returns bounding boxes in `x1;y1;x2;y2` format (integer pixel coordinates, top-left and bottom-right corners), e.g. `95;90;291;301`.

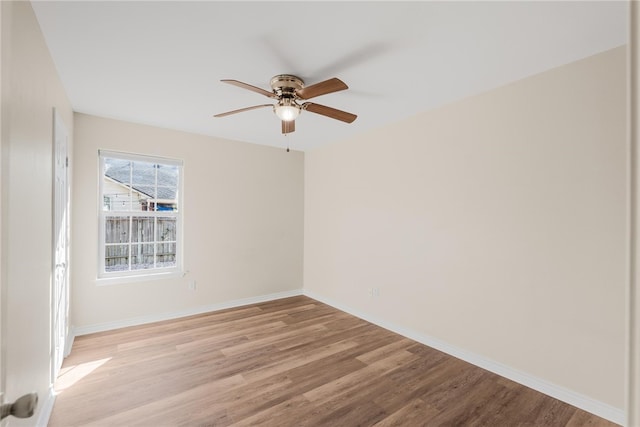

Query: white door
52;110;69;383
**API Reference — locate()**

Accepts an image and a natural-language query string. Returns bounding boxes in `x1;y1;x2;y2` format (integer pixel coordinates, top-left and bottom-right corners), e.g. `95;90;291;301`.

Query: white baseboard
302;289;625;425
72;289;303;337
35;387;55;427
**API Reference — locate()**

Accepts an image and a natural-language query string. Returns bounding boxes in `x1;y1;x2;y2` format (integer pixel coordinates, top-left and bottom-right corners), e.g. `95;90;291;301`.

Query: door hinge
65;157;69;167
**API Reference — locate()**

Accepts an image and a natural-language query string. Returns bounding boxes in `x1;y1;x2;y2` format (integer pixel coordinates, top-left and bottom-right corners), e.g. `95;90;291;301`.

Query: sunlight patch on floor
54;358;111;393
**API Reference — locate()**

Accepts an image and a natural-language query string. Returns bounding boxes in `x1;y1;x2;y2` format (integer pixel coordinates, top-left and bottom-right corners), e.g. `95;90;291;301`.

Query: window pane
131;162;157;212
134;185;156;198
157;164;178;188
131;217;154;242
156;242;176;268
105;217;129;243
131;244;155;270
134;186;156;211
105;158;131;185
157;217;176;242
104;159;132;211
103;187;133;211
131;161;157;187
157;164;179;212
105;245;129;272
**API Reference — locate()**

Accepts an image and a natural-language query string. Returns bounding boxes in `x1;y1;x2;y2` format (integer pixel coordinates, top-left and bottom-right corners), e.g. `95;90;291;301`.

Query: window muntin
99;151;182;278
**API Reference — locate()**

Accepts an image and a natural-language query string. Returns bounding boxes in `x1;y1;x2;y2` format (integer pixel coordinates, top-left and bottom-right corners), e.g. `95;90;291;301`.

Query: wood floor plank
174;320;288;352
302;350;420;404
228;395;312;426
313;398;389;426
83;374;245;427
241;339;360;383
372;398;440;427
49;296;620;427
220;323;328;358
356;337;415;364
419;372;510;425
566;409;620;427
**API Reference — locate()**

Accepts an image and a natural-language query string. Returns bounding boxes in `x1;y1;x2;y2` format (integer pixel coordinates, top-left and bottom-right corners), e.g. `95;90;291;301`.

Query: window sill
96;270;185;286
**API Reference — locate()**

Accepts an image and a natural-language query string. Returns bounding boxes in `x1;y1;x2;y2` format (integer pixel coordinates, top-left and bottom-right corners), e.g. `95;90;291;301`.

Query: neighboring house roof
105;158;178;200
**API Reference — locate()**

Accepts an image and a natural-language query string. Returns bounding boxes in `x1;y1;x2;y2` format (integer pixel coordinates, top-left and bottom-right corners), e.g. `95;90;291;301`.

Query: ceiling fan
214;74;357;134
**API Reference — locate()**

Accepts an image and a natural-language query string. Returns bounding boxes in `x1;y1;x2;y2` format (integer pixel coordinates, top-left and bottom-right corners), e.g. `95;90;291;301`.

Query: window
99;150;182;279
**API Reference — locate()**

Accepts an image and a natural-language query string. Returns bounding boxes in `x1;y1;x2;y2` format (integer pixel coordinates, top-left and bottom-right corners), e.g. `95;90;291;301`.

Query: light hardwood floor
49;296;618;426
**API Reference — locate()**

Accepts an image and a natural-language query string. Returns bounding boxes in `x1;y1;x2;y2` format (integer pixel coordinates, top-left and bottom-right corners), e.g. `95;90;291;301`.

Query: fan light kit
214;74;357;136
274;99;300;121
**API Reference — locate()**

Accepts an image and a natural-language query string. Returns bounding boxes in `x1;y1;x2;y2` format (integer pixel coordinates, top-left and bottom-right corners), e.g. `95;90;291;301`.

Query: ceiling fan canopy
214;74;357;135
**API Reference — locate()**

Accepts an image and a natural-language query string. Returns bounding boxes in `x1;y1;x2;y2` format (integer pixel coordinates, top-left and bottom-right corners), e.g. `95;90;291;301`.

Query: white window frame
98;150;183;281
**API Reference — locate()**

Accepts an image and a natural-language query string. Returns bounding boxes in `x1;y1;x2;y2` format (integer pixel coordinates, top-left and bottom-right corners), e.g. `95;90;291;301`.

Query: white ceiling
31;1;627;152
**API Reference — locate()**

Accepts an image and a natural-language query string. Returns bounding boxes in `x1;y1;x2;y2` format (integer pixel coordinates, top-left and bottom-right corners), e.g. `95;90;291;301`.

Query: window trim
98;150;184;280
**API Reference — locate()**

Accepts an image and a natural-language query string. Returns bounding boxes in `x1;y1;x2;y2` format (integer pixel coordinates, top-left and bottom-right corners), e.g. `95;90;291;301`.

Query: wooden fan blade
221;79;277;98
303;103;357;123
214;104;272;118
281;120;295;134
296;78;348;100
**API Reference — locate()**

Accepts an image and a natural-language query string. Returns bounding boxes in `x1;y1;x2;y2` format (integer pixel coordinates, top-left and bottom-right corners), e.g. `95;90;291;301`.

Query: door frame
0;0;4;416
629;2;640;425
51;108;70;385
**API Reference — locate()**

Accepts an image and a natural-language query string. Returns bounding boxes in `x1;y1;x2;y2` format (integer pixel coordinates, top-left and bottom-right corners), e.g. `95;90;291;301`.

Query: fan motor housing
270;74;304;97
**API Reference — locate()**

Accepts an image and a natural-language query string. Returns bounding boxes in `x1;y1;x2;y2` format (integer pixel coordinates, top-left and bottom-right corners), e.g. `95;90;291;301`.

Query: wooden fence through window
104;217;177;271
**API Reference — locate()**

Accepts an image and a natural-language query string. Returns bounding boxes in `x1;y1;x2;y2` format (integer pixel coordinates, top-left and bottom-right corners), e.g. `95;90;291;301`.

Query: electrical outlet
188;280;196;291
373;287;380;297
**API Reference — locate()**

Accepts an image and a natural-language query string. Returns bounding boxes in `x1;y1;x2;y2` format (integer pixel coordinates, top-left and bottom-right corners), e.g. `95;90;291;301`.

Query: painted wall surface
71;114;304;329
304;47;626;408
1;1;74;423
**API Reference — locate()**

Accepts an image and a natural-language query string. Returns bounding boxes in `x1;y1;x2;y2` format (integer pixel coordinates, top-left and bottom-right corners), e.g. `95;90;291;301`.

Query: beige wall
71;114;304;328
1;1;74;423
304;46;627;409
